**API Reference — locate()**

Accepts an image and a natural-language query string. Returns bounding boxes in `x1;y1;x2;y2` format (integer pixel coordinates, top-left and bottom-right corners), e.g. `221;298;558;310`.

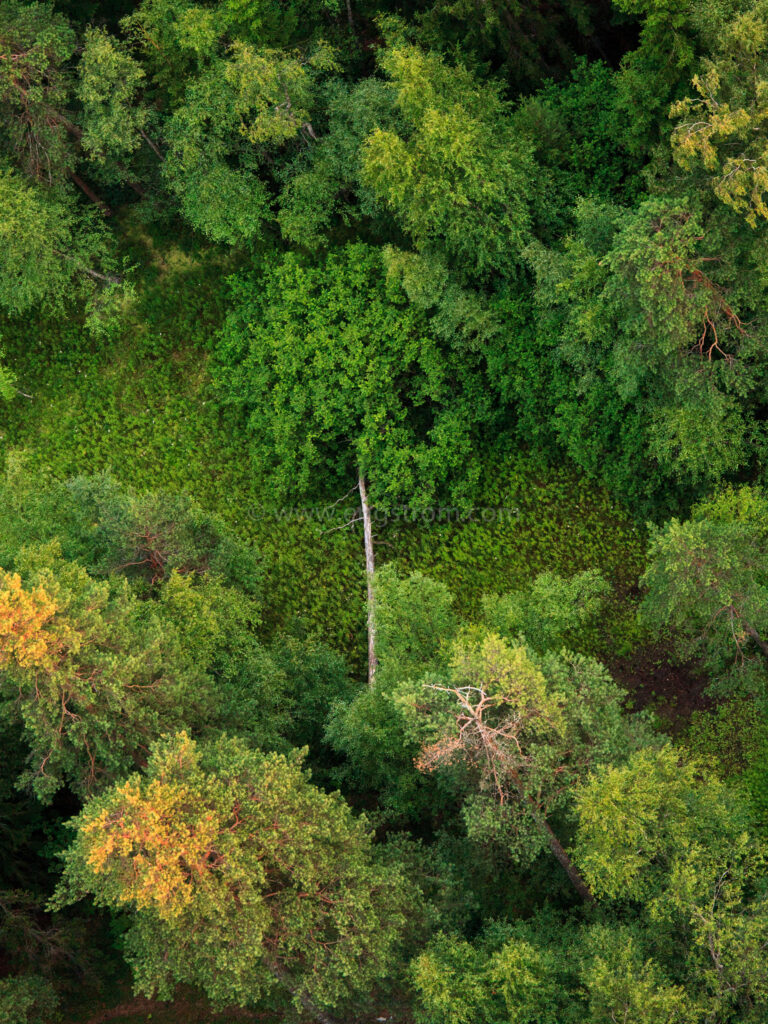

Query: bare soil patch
607;643;714;734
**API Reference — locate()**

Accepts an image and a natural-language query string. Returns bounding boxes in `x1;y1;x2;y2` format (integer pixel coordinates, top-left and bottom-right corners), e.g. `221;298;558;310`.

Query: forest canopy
3;1;768;1023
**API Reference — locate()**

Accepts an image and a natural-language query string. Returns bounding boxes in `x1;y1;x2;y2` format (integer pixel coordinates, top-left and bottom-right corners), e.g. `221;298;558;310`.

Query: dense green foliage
3;1;768;1022
54;731;411;1017
216;242;499;506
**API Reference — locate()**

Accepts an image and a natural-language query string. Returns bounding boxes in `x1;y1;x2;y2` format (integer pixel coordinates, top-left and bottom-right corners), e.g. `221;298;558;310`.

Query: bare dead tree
417;680;594;903
358;473;378;686
320;474;378;686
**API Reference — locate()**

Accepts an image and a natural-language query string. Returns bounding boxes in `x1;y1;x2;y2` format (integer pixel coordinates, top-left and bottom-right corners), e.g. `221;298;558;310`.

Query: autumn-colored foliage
0;570;61;672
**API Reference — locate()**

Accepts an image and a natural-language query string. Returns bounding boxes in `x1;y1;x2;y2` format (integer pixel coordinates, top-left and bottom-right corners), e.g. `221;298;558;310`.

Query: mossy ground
0;226;647;675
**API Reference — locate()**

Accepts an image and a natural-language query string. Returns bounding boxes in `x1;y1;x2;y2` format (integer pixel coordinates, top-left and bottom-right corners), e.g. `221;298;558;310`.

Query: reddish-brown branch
416;682;594;902
69;172;111;214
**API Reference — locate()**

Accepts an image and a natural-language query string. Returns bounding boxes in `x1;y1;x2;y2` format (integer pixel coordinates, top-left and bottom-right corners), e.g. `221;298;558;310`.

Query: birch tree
215;243;495;682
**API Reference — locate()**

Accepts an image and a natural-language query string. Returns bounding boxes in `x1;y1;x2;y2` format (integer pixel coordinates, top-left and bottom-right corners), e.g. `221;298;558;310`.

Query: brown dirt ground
607;643;714;734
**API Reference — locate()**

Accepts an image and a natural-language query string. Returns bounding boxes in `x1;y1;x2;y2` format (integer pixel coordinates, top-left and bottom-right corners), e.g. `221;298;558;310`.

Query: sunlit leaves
55;731;411;1014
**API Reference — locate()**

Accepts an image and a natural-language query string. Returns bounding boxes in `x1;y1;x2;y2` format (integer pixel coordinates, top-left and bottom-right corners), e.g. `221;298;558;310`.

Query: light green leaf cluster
362;44;535;278
374;563;457;683
671;2;768;226
77;28;147;166
0;167;119;317
482;569;610;653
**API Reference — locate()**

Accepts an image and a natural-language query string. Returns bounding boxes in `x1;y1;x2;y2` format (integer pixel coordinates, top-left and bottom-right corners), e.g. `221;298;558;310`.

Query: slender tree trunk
82;266;123;285
52;249;122;286
13;94;145;205
506;770;594;903
742;617;768;661
358;473;377;686
345;0;354;30
139;127;163;160
530;804;594;903
68;172;111;215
